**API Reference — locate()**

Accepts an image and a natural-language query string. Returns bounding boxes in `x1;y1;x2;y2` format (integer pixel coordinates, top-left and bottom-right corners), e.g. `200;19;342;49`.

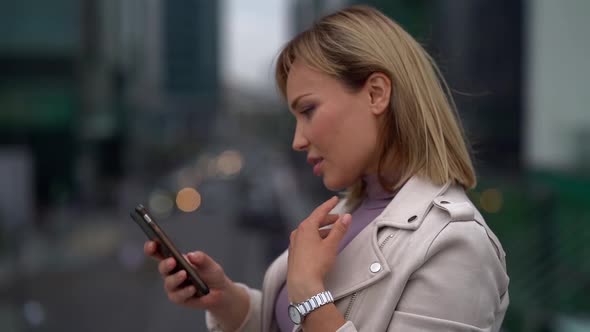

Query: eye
300;104;316;117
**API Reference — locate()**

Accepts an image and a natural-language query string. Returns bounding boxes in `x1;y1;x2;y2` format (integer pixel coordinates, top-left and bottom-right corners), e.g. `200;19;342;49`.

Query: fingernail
188;252;199;262
342;214;351;226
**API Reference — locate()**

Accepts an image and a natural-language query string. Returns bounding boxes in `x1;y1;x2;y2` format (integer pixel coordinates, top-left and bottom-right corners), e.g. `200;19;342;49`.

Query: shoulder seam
423;218;478;263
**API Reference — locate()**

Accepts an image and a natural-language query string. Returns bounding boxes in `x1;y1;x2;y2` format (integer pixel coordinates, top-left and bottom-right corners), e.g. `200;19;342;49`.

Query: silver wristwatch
288;290;334;325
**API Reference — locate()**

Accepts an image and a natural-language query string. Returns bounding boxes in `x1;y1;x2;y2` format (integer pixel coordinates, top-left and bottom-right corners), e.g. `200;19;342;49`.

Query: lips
307;157;324;176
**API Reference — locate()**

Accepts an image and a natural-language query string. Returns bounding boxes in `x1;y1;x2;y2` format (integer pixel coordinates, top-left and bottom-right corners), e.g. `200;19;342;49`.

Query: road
0;169;290;332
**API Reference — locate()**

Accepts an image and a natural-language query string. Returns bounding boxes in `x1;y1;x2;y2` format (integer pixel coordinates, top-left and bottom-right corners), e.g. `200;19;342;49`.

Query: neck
363;174;396;200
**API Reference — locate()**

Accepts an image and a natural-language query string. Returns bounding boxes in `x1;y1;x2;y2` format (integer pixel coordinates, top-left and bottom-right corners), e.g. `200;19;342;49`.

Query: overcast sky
221;0;290;91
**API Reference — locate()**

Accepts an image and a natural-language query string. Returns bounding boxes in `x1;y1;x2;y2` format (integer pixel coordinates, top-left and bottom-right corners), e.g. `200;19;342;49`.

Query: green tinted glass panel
0;80;76;130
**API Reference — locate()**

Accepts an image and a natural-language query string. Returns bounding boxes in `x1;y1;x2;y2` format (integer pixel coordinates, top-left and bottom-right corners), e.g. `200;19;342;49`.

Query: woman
145;5;509;331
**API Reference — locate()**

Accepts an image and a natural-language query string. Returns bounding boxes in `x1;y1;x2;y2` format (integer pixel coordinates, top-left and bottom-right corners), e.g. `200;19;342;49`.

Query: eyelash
300;105;316;117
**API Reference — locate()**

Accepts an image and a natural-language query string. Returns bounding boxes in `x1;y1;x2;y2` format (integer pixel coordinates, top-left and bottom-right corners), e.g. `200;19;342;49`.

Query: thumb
326;214;351;247
187;251;216;272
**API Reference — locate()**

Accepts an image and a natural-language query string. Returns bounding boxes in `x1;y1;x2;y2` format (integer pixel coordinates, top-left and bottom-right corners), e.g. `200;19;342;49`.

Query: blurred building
98;0;221;183
0;0;80;217
525;0;590;173
0;0;221;213
431;0;523;173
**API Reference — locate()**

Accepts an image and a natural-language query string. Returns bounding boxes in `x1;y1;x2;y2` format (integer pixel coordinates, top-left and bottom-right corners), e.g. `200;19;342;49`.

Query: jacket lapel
324;221;390;300
262;176;452;329
325;175;451;300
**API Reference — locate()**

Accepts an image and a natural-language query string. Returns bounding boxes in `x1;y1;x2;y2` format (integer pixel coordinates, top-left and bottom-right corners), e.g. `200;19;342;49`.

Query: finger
319;228;331;239
144;241;165;261
307;196;340;225
317;214;340;228
296;214;338;240
288;229;298;268
297;215;336;240
158;257;176;276
164;269;187;292
187;251;223;277
168;285;196;304
326;214;351;248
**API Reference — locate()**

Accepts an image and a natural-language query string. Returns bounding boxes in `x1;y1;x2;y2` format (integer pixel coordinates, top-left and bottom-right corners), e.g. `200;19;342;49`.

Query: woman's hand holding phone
144;241;251;331
143;241;228;308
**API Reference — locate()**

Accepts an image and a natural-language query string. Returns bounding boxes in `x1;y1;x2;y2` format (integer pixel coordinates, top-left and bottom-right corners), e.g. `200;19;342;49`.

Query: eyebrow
289;93;312;111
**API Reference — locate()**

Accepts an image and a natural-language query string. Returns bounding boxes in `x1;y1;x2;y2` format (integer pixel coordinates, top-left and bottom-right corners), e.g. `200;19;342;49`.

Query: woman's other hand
287;196;352;302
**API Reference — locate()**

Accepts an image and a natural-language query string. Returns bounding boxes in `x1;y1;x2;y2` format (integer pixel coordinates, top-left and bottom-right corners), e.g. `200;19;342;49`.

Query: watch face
288;305;302;324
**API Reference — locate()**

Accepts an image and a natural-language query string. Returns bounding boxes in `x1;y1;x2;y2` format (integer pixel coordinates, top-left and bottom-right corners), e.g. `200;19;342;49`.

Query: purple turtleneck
274;175;396;331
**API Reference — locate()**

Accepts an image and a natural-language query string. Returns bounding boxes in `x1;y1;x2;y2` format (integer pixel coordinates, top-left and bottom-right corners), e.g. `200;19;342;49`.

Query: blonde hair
275;5;476;209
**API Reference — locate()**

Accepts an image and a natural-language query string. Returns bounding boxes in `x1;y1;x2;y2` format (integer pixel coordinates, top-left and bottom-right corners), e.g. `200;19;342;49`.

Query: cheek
331;111;379;171
311;105;366;149
308;112;336;147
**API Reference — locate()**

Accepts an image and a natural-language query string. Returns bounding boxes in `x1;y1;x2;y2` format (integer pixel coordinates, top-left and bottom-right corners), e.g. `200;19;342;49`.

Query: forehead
286;61;335;100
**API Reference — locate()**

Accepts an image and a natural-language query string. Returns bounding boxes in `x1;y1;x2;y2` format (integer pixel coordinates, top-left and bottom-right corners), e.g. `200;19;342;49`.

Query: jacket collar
262;176;452;312
374;175;450;230
325;175;451;300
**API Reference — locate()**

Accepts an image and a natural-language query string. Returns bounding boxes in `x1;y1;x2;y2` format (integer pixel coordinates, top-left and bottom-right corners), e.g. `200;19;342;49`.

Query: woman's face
286;61;384;191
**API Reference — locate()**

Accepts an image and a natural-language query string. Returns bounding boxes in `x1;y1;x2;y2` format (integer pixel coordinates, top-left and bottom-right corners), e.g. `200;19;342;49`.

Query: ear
365;72;392;115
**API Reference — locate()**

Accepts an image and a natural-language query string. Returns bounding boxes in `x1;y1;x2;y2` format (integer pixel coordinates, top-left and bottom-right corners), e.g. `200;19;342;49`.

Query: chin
322;174;353;192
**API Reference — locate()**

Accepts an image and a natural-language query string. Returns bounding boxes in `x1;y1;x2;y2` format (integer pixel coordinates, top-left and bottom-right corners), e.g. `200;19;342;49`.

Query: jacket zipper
343;233;395;320
343;292;357;319
379;234;395;250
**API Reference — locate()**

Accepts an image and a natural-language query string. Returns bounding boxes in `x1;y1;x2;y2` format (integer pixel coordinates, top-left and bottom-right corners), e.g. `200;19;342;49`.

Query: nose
291;121;309;152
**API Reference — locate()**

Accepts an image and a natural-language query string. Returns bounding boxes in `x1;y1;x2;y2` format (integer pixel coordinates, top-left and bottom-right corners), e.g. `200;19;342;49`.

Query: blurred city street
0;112;298;332
1;0;589;331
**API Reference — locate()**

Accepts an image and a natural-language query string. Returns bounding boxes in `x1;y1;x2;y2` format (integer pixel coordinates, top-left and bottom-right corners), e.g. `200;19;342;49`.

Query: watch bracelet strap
296;290;334;316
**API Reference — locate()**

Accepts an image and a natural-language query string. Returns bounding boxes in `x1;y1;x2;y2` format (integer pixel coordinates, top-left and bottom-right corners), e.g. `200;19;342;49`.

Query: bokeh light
148;190;174;218
217;150;243;177
176;187;202;212
23;301;45;327
480;188;503;213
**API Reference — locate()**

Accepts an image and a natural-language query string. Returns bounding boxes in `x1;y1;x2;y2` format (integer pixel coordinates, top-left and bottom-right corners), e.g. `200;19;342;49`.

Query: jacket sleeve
205;283;263;332
388;220;509;332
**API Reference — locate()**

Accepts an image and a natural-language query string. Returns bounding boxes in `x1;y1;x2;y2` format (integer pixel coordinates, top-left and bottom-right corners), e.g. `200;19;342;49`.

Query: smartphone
131;204;209;296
